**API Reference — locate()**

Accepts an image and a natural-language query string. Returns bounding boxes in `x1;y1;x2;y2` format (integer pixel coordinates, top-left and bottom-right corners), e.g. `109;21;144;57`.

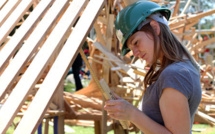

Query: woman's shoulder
159;60;200;81
161;61;191;76
157;60;199;99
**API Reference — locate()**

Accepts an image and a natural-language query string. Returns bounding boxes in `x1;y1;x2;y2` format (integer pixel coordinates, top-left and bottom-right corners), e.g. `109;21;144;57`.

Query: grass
6;123;215;134
69;124;215;134
192;124;215;134
64;81;76;92
64;78;90;92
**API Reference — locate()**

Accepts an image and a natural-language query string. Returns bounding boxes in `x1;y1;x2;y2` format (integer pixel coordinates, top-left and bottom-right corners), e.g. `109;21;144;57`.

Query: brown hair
139;22;198;89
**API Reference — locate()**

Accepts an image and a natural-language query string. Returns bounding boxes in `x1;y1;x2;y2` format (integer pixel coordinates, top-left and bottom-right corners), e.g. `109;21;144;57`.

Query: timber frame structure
0;0;215;134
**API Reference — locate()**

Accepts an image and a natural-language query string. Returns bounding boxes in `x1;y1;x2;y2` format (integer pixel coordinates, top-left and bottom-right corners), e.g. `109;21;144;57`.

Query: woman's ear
150;20;160;35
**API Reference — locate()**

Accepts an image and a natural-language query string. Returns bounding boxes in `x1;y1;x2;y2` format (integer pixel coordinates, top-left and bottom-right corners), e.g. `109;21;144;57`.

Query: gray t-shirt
140;60;202;133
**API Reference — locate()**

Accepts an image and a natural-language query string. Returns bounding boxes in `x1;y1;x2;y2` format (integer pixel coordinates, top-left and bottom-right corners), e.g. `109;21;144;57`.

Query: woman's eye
134;41;138;45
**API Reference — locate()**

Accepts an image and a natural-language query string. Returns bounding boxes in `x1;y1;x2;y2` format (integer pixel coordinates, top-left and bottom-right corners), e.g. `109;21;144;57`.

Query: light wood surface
0;0;54;74
0;0;70;133
0;0;20;26
0;0;7;10
13;0;104;133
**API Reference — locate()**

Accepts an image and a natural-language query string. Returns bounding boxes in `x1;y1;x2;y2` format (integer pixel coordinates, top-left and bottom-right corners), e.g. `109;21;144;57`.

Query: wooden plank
0;0;68;100
0;0;7;10
186;33;197;48
0;0;33;46
75;112;103;121
122;0;138;6
95;121;102;134
151;0;169;4
57;116;65;134
173;19;199;32
0;0;54;75
44;119;49;134
0;0;70;133
0;0;21;26
196;111;215;124
64;98;77;118
94;21;106;46
103;13;114;81
103;13;113;133
64;93;102;110
14;0;104;133
169;9;215;28
53;83;64;134
184;19;199;31
94;41;137;79
190;37;215;52
180;0;192;15
174;29;215;36
100;79;130;129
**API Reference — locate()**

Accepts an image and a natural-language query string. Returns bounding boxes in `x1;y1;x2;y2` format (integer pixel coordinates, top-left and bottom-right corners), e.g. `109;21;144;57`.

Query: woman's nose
132;48;139;57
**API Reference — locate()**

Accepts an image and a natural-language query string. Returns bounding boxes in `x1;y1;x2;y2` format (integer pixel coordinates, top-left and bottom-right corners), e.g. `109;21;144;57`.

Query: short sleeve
158;66;193;99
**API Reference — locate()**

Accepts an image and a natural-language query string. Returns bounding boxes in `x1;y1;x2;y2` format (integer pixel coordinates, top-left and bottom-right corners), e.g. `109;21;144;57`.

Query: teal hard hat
115;1;171;56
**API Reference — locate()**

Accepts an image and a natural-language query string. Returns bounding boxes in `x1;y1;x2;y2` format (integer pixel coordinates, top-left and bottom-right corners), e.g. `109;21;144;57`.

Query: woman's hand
104;94;137;121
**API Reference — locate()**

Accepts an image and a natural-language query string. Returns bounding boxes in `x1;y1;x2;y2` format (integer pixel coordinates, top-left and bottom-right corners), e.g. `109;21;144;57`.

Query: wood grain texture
14;0;104;133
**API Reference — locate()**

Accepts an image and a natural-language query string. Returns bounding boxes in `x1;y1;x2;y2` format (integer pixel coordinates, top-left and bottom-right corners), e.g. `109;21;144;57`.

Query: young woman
104;1;202;134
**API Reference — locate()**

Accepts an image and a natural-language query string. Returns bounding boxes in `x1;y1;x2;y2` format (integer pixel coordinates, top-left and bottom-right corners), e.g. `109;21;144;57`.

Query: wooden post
52;81;65;134
44;118;49;134
94;120;101;134
172;0;180;17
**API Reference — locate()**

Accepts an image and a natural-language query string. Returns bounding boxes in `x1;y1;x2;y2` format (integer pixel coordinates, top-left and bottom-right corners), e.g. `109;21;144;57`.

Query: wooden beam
151;0;169;4
180;0;192;15
169;9;215;28
74;78;102;98
172;0;180;17
0;0;21;26
190;37;215;53
64;98;77;117
94;20;106;46
75;111;103;121
44;119;49;134
64;93;102;111
100;79;130;129
0;0;33;45
0;0;54;75
174;29;215;36
0;0;7;10
95;121;102;134
196;111;215;126
52;82;64;134
13;0;105;133
94;41;137;80
0;0;70;133
186;33;197;48
122;0;138;6
0;0;68;101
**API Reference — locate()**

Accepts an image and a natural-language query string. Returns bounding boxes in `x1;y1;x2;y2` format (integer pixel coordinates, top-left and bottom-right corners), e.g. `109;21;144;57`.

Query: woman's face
127;31;157;64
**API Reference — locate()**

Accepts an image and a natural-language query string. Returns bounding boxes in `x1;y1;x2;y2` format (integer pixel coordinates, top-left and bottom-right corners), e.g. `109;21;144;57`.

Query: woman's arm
104;87;190;134
159;87;191;134
104;96;171;134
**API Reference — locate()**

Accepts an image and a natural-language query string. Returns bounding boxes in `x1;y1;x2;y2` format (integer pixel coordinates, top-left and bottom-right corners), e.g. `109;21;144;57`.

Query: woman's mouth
141;53;146;59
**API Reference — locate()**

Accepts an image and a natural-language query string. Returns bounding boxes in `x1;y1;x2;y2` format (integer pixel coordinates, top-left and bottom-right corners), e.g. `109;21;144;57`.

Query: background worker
104;1;202;134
